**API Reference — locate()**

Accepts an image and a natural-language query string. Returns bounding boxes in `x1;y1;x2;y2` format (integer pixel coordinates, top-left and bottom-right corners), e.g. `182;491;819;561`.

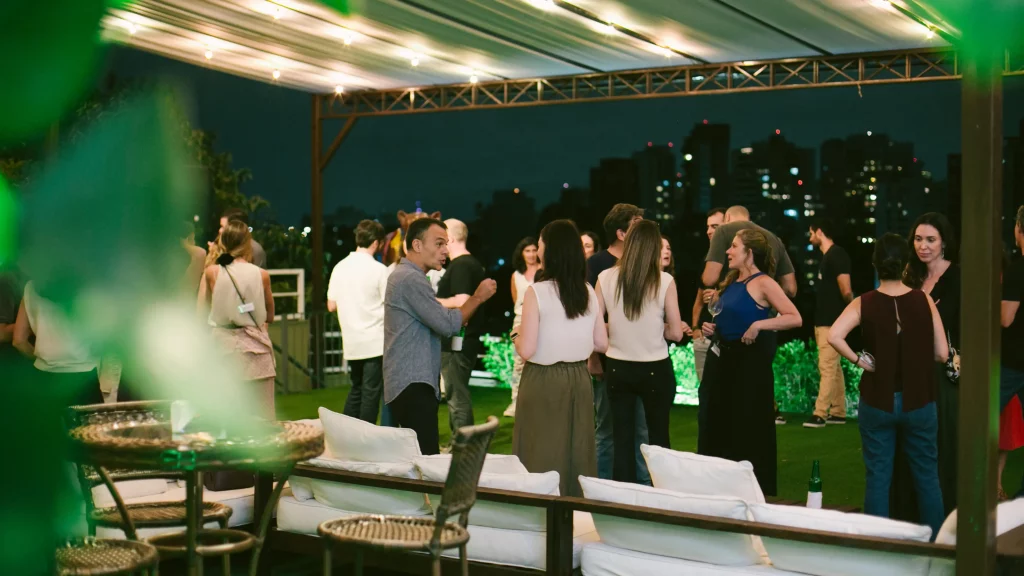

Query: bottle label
806;491;823;509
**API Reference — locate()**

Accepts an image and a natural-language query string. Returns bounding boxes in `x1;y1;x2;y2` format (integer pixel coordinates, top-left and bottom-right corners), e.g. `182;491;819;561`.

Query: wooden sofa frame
252;466;1024;575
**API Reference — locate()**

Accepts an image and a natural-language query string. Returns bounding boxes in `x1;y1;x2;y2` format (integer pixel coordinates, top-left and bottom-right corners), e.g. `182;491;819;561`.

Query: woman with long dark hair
505;236;540;418
892;212;959;518
699;229;802;495
581;231;601;261
596;220;686;482
512;219;608;497
829;233;947;539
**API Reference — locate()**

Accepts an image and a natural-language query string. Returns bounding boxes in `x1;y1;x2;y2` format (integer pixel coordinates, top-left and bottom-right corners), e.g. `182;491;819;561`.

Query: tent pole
957;35;1003;576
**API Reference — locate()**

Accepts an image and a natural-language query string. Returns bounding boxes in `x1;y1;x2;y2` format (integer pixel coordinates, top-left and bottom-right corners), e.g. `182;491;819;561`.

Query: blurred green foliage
482;336;863;415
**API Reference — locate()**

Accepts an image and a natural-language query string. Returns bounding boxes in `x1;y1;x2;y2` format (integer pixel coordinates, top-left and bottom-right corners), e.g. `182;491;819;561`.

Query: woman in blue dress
699;228;802;496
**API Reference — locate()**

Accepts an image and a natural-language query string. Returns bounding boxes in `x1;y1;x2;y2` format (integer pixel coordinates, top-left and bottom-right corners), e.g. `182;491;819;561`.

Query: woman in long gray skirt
511;219;608;497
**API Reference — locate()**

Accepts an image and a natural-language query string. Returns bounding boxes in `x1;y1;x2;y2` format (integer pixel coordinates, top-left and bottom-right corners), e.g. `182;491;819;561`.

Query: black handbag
945;330;960;385
203;470;255;491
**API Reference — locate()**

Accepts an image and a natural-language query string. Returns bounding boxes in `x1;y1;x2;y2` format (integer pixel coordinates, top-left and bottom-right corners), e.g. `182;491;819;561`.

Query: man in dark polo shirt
586;203;646;482
804;219;853;428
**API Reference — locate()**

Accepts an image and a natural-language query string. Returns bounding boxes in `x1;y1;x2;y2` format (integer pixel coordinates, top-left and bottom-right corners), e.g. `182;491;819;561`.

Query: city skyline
104;47;1024;227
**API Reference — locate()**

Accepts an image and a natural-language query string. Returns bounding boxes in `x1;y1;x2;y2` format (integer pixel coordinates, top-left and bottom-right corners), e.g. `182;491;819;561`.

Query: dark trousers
387;382;440;455
441;351;475;435
344;356;383;424
606;357;676;483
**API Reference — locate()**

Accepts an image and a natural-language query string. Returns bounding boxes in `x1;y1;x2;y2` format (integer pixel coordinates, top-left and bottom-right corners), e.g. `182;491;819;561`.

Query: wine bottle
807;459;822;509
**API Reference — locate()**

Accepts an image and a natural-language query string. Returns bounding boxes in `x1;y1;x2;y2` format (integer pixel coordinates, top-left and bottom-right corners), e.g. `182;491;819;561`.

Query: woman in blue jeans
828;233;949;540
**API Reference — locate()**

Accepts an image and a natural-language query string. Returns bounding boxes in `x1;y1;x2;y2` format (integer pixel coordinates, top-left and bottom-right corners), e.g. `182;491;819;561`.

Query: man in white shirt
327;220;389;423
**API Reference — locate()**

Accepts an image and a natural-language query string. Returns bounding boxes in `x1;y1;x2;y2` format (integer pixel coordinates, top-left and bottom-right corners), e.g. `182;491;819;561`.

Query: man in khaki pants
804;219;853;428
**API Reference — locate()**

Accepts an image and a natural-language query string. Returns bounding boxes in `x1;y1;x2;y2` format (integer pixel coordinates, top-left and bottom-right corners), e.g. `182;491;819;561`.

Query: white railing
268;268;305;321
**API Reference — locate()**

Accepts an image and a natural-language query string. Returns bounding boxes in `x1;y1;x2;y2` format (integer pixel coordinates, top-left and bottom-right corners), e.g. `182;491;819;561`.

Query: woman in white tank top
511;220;607;497
596;220;687;483
504;237;540;418
201;220;276;418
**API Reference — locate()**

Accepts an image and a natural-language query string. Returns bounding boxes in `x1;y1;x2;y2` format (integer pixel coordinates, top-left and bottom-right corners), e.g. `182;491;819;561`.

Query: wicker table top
69;419;324;471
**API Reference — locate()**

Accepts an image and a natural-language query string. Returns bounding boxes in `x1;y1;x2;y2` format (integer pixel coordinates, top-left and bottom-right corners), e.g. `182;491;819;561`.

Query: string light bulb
411;56;420;67
343;32;354;45
128;23;138;35
272;69;281;80
334;85;344;94
469;72;479;84
204;49;213;60
925;27;935;39
273;6;282;19
660;47;673;58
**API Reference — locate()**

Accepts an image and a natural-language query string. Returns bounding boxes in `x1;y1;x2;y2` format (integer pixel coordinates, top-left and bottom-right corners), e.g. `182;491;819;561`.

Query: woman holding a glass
698;229;801;496
827;233;947;540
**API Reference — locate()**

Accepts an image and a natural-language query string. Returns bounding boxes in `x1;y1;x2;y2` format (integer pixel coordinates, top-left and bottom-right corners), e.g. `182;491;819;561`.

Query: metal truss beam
321;48;1023;118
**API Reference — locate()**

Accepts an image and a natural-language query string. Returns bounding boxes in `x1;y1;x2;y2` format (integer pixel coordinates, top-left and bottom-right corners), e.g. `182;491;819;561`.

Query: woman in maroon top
828;234;948;540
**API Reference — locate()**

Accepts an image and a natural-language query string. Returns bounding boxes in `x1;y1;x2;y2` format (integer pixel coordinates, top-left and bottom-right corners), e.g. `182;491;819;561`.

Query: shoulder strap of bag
221;264;261;327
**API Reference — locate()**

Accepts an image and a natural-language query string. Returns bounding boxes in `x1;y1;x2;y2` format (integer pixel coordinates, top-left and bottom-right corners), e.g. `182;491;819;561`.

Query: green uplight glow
483;336;863;416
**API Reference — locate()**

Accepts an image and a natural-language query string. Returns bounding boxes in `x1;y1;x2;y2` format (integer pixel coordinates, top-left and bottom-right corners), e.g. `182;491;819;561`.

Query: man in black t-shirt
805;220;853;428
586;203;646;481
437;219;486;435
1001;207;1024;497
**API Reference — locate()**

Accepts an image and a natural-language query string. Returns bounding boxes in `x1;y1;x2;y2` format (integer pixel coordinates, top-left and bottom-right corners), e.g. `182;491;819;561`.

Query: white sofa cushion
579;476;762;566
581;543;805;576
317;407;421;463
306;456;430;515
928;499;1024;576
641;445;765;504
415;453;528;476
96;485;255;539
416;454;557;531
92;479;171;508
749;502;933;576
288;476;313;501
277;495;598;571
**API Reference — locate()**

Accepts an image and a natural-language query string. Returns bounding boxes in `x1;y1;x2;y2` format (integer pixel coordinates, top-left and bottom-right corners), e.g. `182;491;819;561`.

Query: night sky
105;47;1024;226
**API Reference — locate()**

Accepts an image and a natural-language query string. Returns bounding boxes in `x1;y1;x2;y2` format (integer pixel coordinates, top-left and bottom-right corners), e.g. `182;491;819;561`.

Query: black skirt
699;336;778;496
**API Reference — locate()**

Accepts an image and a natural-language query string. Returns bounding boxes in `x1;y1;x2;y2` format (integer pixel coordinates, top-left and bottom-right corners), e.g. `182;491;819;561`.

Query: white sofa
579;445;950;576
275;408;600;571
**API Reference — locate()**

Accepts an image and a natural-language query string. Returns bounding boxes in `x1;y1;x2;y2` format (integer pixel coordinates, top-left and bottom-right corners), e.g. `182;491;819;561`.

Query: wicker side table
69;418;324;576
56;538;159;576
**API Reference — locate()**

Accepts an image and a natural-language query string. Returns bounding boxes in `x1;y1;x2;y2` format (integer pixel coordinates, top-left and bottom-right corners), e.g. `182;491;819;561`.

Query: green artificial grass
277;385;1024;509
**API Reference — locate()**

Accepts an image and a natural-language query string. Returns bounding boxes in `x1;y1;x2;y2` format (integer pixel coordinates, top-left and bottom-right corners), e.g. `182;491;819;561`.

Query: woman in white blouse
512;219;607;497
505;236;540;418
596;220;687;482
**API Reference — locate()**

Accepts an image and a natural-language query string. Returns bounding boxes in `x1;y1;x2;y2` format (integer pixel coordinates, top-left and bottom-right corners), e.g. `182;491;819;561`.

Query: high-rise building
590;158;640;227
731;132;816;293
820;132;930;293
681;123;730;215
633;144;680;228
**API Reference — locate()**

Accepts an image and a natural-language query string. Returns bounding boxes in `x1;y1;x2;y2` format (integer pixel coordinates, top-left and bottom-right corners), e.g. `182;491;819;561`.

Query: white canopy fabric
101;0;954;93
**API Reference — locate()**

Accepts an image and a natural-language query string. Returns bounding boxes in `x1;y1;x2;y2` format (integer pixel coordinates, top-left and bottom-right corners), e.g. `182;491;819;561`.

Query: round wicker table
68;418;323;576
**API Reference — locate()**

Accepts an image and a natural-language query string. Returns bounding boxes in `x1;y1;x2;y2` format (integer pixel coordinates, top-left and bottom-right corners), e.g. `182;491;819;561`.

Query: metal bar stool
66;402;235;574
318;416;500;576
57;537;159;575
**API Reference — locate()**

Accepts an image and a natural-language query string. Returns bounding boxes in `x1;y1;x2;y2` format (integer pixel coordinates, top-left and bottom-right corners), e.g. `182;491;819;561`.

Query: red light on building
668;142;674;147
775;129;781;135
913;157;918;163
647;141;652;147
797;179;803;186
703;119;708;125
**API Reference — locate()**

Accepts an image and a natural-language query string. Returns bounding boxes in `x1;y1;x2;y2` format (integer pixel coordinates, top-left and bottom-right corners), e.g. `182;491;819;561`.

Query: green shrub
480;336;861;416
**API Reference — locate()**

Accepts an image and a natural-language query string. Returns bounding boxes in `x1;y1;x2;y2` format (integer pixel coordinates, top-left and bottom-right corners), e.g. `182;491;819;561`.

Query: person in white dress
505;237;540;418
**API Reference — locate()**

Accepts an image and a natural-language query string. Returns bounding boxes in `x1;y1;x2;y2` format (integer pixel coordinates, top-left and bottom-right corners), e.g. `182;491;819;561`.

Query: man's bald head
725;206;750;223
444;218;468;244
